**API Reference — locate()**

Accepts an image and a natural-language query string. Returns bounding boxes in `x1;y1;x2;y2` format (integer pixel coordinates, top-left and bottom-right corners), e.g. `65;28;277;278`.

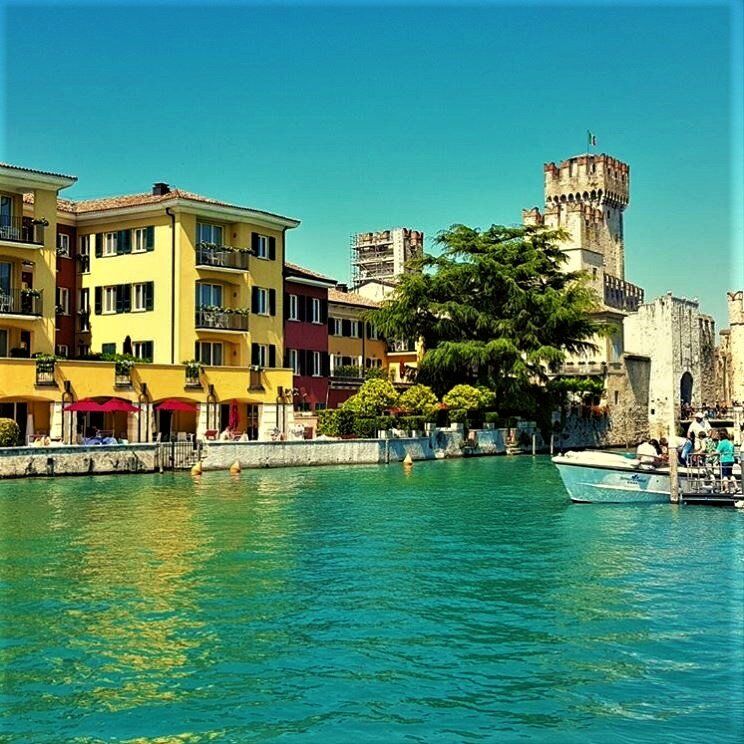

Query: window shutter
94;287;102;314
121;284;132;313
342;319;351;337
322;352;330;377
320;299;328;323
365;322;371;339
95;234;102;257
145;226;155;251
284;293;290;320
283;348;290;368
251;286;259;314
328;316;335;334
251;232;259;255
251;343;260;366
269;344;276;368
117;230;132;255
269;289;276;316
143;342;153;361
145;282;154;311
298;295;306;322
268;236;276;260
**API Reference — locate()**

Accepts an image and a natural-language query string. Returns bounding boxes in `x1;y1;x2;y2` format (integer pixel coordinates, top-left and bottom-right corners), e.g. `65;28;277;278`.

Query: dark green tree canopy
372;224;604;407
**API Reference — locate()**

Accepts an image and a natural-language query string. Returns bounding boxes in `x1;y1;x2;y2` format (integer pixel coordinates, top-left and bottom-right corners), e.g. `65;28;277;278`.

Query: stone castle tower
522;154;640;310
726;290;744;404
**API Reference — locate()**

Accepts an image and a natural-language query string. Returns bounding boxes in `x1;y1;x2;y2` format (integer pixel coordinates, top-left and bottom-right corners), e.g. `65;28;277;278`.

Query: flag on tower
587;130;597;148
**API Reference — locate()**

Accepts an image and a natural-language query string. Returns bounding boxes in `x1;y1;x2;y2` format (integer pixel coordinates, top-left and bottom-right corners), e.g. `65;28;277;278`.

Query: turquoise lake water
1;456;743;743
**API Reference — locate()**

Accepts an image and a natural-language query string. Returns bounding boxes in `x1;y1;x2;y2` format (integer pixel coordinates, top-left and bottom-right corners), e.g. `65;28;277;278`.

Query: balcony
0;288;43;318
0;217;45;247
195;243;249;272
331;365;364;380
195;307;249;332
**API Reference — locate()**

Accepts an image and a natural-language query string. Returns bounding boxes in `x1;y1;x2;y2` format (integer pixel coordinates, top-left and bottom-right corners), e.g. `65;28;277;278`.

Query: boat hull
553;453;670;504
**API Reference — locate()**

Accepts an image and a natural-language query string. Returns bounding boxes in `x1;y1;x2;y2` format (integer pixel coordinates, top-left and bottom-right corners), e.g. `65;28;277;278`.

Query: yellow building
0;163;77;357
327;287;387;406
3;168;300;442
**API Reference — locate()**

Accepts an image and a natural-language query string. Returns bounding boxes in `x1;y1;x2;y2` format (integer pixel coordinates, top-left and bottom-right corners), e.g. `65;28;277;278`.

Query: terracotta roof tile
0;162;76;181
284;261;337;284
328;288;380;308
24;188;298;223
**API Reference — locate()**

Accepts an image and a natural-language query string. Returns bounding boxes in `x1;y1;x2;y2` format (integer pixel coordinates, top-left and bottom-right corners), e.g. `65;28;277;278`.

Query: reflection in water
0;459;742;743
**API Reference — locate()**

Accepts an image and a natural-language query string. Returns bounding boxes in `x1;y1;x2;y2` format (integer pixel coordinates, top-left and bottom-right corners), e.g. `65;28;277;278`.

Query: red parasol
63;399;104;412
156;398;197;412
228;399;239;430
100;398;140;413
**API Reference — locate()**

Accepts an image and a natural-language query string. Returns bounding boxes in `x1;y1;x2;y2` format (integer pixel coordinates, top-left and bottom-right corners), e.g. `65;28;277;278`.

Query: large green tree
372;224;604;417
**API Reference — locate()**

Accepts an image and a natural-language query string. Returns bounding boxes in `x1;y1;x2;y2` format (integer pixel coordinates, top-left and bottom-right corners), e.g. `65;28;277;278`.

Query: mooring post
550;433;554;456
669;424;680;503
532;434;536;456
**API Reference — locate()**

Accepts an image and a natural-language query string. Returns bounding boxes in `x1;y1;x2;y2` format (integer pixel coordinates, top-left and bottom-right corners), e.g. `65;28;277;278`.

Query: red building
283;262;335;412
54;221;77;357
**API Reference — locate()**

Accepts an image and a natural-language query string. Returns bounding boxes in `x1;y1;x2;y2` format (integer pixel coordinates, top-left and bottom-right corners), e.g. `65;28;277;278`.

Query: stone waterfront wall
200;428;507;470
0;444;158;479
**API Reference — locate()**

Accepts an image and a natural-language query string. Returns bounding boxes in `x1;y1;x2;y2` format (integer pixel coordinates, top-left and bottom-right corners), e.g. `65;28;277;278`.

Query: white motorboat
552;450;674;503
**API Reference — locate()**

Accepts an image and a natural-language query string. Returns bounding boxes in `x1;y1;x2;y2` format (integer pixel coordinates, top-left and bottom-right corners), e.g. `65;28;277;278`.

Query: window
197;222;223;245
133;227;151;253
331;318;343;336
255;234;268;259
78;343;90;357
350;320;360;338
78;235;90;272
0;195;11;227
103;286;117;314
252;287;268;315
104;232;118;256
288;348;300;374
252;232;275;259
55;345;69;358
332;354;343;372
312;351;322;377
133;282;154;312
132;341;153;361
195;283;223;308
57;233;70;257
311;298;321;324
368;324;378;340
56;287;69;315
0;329;7;357
253;343;268;367
288;294;299;321
195;341;223;366
101;343;116;355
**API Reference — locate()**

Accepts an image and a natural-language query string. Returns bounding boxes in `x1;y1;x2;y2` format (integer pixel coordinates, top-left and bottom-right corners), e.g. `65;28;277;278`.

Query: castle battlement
543;153;629;208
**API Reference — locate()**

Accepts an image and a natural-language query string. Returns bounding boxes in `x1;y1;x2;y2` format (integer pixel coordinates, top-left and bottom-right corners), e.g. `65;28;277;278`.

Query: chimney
336;282;348;293
152;182;170;196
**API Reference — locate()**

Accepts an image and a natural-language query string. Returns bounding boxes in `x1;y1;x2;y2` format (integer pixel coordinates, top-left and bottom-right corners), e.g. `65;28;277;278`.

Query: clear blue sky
2;0;741;326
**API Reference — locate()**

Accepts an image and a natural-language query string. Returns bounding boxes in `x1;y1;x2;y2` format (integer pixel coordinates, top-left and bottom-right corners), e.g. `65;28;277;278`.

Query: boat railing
679;455;742;497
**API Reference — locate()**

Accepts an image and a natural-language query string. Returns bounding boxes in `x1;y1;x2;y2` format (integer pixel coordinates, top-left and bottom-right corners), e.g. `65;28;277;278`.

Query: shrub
398;384;438;416
484;411;501;425
337;408;356;436
353;417;379;438
476;386;497;410
443;384;482;412
342;378;398;417
0;418;20;447
316;409;340;437
449;408;468;424
398;415;427;433
364;367;388;381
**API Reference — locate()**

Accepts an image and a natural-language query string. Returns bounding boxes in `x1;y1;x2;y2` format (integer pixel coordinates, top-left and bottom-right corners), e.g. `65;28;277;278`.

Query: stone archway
680;371;694;405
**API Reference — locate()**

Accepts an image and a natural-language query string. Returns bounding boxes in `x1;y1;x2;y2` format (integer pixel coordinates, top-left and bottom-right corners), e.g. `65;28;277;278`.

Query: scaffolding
350;228;424;288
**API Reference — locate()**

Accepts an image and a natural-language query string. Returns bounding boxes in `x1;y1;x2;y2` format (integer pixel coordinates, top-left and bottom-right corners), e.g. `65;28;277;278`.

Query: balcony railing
0;217;44;246
185;365;202;388
35;357;56;387
332;365;364;379
195;307;249;332
195;243;249;271
0;288;43;317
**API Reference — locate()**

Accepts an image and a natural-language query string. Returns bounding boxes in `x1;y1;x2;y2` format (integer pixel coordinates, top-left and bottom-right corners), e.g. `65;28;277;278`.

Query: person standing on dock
715;431;739;494
688;412;711;439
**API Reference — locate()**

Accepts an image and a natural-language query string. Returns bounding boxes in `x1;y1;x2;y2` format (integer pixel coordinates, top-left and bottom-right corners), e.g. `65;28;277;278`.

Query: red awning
100;398;140;413
156;399;197;412
63;399;104;412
